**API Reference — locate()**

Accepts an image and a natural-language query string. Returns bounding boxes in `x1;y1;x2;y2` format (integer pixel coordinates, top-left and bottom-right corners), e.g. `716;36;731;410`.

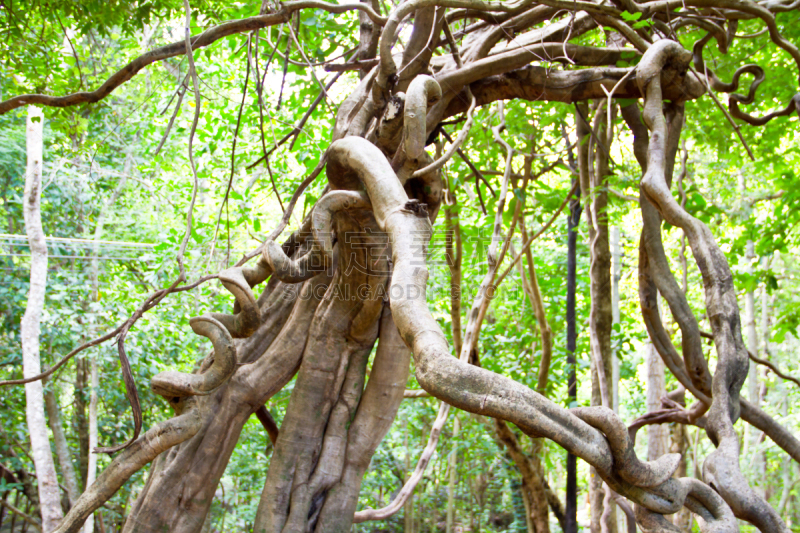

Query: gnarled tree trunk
9;4;800;533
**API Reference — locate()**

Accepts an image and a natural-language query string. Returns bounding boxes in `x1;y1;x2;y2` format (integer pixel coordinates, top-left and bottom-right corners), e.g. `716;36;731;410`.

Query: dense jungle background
0;0;799;532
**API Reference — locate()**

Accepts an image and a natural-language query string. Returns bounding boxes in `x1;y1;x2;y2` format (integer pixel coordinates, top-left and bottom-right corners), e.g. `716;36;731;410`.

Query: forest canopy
0;0;799;532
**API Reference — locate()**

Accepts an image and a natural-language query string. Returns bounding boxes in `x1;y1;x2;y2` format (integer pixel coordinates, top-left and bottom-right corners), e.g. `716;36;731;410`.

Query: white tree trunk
22;105;64;532
82;361;98;533
645;342;669;461
610;226;627;533
744;239;758;406
610;226;621;413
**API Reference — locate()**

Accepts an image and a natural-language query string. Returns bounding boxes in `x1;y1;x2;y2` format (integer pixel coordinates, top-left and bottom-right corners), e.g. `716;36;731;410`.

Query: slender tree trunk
610;227;621;413
22;105;64;532
645;341;669;460
564;148;581;533
742;236;764;497
521;489;534;533
445;184;462;533
670;412;690;530
778;385;794;519
82;363;98;533
83;157;129;533
446;416;459;533
404;417;414;533
579;101;617;533
74;358;89;489
514;261;555;531
610;226;628;533
513;158;555;533
43;383;81;506
444;186;462;357
744;239;758;408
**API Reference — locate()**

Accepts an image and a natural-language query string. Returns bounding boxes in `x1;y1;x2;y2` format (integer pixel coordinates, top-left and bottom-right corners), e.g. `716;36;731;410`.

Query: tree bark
578;101;617;533
22;105;64;532
43;383;81;506
564;138;581;533
405;417;415;533
611;227;621;414
645;341;669;461
74;358;89;489
83;362;98;533
743;234;764;497
446;416;459;533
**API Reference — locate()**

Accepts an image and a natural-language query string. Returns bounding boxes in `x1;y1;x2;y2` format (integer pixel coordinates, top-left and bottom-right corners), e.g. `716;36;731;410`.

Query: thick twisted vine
47;267;263;533
637;39;787;532
324;135;744;532
261;190;371;283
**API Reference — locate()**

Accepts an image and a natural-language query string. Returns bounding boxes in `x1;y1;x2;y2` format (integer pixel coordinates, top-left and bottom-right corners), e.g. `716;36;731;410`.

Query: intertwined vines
3;0;800;531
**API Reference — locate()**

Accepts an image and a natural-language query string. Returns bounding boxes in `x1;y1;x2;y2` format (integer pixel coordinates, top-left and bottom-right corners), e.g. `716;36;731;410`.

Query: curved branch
699;330;800;388
404;76;443;161
327;135;717;522
209;267;263;338
0;1;386;115
636;39;786;532
52;407;203;533
693;35;800;126
150;317;237;398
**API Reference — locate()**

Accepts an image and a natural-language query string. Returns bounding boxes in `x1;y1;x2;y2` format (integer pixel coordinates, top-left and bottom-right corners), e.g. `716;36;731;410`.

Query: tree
1;0;800;532
21;105;64;533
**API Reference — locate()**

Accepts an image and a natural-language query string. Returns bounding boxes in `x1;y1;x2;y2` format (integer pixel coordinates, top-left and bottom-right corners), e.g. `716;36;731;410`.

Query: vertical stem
564;123;582;533
83;362;98;533
444;184;462;357
22;106;64;533
446;416;459;533
75;358;89;487
740;170;763;495
43;383;81;506
646;330;669;461
610;227;621;414
404;417;413;533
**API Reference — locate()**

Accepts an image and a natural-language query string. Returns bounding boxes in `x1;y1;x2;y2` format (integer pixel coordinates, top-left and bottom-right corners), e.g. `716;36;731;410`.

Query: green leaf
620;10;643;20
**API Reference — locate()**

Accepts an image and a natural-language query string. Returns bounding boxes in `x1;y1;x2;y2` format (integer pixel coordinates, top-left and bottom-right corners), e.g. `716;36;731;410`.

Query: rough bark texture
8;6;800;532
43;383;81;507
564;169;581;533
646;344;669;461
